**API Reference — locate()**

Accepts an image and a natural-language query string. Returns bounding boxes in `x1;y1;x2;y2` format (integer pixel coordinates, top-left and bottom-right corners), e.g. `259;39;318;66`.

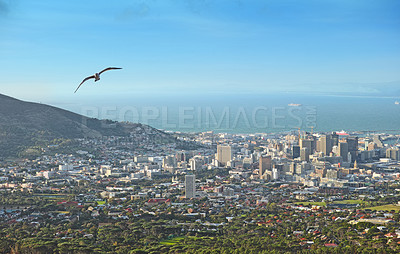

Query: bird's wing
74;75;95;93
99;67;122;75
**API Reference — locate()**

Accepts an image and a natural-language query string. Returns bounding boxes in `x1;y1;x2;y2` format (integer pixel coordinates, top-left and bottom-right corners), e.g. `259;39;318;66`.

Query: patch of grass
160;237;185;246
33;194;69;201
333;199;364;204
364;204;400;212
295;202;326;207
159;241;175;245
96;201;106;205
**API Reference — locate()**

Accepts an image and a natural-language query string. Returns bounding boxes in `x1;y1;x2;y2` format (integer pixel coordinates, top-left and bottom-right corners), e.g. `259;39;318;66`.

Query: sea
53;93;400;134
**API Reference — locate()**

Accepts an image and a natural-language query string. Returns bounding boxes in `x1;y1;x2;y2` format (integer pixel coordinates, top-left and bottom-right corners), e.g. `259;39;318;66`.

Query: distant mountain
0;93;189;158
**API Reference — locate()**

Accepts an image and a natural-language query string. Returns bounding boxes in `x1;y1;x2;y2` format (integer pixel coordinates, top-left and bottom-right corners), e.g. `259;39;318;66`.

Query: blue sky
0;0;399;102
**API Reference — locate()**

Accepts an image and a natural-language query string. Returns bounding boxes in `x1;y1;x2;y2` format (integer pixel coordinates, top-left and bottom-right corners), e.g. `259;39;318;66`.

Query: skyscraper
292;145;300;158
259;155;272;179
216;145;232;166
331;132;339;147
317;135;332;156
300;138;314;155
300;147;310;162
185;174;196;198
346;137;358;162
338;141;349;162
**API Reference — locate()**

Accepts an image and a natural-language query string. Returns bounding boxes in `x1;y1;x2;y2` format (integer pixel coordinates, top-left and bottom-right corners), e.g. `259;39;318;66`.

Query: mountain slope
0;94;184;158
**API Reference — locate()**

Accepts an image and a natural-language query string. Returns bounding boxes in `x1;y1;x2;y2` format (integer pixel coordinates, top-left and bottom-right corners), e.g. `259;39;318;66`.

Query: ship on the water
336;130;349;136
288;103;302;107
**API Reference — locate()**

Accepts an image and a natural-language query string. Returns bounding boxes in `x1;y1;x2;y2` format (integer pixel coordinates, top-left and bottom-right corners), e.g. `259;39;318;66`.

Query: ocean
54;93;400;134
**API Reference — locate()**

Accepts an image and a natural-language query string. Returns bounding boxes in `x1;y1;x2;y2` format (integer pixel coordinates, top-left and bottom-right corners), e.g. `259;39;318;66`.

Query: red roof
147;198;168;203
324;243;338;247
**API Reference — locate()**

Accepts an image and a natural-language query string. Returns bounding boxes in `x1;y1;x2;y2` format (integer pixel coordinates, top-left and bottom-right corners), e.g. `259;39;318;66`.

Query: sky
0;0;400;103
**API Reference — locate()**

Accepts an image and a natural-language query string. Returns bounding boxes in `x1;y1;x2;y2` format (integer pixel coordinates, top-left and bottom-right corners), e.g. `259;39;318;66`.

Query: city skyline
2;1;400;252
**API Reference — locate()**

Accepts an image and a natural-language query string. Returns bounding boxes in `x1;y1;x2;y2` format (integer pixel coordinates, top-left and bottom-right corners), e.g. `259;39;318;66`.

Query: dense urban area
1;130;400;253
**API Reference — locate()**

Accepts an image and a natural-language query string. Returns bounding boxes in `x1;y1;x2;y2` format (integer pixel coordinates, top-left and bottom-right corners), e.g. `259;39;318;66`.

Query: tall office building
317;135;332;156
292;145;300;159
346;137;358;162
185;174;196;198
216;145;232;166
259;155;272;179
300;138;314;155
331;132;339;147
338;141;349;162
300;147;310;162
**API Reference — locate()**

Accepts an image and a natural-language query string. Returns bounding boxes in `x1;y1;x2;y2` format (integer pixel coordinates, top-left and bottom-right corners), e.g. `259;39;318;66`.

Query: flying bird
74;67;122;93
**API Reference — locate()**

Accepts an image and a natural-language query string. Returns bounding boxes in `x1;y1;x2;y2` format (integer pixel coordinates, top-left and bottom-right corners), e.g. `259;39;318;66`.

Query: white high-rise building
189;156;204;171
272;168;279;180
185;174;196;198
216;145;232;166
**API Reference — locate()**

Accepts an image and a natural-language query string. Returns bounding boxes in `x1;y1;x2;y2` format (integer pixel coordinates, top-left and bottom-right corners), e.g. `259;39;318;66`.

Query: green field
295;200;366;207
33;194;69;200
96;201;106;205
295;202;326;207
160;237;185;245
364;204;400;212
333;199;364;204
